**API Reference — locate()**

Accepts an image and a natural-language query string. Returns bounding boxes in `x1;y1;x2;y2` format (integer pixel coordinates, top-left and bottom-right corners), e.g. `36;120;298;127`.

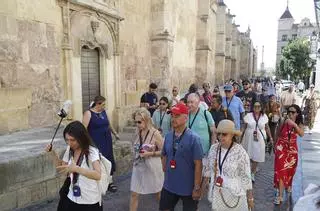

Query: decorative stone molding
200;15;209;22
216;53;226;56
151;30;175;42
196;45;212;51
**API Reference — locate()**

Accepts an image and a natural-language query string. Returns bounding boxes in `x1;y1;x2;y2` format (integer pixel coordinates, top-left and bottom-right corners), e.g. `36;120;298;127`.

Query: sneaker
274;196;283;205
251;173;255;183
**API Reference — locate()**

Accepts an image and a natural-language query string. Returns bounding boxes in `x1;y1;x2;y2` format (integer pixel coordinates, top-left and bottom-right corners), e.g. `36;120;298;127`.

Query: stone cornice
151;31;175;42
196;45;212;51
216;53;226;57
225;56;232;59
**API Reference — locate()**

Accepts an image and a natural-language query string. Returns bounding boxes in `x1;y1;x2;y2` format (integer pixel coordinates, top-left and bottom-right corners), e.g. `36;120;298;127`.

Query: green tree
278;38;315;81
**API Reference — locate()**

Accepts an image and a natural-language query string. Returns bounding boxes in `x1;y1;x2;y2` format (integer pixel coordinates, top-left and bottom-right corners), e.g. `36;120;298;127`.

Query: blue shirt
162;129;203;196
222;96;245;130
187;106;215;154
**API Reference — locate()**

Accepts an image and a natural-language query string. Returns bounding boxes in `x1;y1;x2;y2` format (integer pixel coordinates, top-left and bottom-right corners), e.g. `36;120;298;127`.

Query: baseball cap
224;84;233;91
171;103;189;115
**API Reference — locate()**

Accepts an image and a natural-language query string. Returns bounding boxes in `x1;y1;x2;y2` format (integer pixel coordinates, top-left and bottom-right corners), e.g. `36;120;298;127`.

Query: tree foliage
278;38;315;81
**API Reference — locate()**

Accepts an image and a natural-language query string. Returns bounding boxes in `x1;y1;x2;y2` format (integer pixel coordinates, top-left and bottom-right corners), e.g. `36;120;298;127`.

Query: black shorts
159;188;198;211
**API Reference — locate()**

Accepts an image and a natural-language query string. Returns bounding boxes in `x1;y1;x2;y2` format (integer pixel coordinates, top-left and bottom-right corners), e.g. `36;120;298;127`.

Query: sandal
273;196;283;205
108;183;118;193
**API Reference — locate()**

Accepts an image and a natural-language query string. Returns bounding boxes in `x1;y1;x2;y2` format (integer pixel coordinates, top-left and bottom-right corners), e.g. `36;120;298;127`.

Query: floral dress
274;123;298;189
304;91;318;130
205;143;252;211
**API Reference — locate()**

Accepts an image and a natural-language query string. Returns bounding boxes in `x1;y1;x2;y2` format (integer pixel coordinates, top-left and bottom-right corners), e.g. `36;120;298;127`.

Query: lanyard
253;113;261;130
139;130;150;148
159;111;166;127
72;151;84;184
172;128;187;158
188;108;200;129
225;95;234;110
218;142;234;175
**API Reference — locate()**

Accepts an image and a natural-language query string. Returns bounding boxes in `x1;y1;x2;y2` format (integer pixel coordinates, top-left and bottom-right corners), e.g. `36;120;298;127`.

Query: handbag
59;176;71;198
209;145;240;209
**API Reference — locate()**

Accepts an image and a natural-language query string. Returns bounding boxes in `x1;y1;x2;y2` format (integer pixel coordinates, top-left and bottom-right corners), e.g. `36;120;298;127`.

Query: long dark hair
90;95;106;108
287;104;303;125
63;121;95;165
159;96;169;109
253;101;265;115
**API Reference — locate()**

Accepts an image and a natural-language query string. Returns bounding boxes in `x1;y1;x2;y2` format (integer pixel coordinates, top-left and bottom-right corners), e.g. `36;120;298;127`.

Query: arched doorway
81;46;100;112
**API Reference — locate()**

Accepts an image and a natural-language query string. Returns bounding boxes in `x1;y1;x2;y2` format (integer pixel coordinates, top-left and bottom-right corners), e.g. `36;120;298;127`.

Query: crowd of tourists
44;78;320;211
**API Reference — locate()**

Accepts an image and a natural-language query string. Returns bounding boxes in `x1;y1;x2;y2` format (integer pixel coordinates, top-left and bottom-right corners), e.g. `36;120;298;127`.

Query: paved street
18;149;292;211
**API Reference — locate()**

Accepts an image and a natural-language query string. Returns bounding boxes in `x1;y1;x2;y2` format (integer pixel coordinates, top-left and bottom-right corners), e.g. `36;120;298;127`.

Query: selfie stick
49;100;72;150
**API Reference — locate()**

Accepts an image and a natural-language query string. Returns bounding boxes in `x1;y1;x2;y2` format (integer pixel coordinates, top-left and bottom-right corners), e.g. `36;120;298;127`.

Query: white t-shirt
63;146;101;204
297;82;305;90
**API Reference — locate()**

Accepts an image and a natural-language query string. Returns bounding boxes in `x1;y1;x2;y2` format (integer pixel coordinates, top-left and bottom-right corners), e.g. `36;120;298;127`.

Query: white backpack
98;153;112;195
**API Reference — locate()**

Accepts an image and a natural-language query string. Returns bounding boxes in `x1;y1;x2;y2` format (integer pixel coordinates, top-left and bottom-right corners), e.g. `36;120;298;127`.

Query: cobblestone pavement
18;153;293;211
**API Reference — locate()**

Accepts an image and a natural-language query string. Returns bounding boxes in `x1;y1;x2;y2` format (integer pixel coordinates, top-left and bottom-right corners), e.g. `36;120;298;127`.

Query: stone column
195;0;217;85
151;0;174;97
215;2;227;85
224;10;234;81
61;2;74;119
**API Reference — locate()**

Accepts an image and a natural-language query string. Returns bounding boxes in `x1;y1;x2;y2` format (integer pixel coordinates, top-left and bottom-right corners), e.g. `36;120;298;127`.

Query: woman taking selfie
204;120;254;211
130;107;164;211
45;121;102;211
152;96;171;137
274;104;304;205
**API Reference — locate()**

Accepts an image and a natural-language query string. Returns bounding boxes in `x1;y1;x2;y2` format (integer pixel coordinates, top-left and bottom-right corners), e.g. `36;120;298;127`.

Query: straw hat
216;120;242;136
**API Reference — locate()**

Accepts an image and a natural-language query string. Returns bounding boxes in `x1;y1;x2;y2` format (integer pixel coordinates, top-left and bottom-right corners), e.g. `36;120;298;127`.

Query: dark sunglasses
135;121;142;124
160;103;167;105
224;90;232;93
243;83;249;85
288;110;296;114
172;90;178;92
218;133;228;137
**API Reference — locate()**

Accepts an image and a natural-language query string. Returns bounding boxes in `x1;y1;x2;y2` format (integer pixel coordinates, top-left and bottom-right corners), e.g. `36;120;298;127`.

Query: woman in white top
203;120;254;211
130;107;164;211
241;101;273;182
45;121;102;211
152;96;171;137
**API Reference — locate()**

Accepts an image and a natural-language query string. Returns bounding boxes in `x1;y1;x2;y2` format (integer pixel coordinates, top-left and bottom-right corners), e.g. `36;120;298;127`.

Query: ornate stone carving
91;20;100;39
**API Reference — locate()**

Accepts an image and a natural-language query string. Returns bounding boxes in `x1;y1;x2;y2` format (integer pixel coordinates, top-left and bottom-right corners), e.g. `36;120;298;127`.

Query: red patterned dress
274;123;298;189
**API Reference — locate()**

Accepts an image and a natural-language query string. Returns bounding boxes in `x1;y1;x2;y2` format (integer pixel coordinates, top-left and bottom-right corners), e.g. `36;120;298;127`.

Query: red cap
171;103;189;115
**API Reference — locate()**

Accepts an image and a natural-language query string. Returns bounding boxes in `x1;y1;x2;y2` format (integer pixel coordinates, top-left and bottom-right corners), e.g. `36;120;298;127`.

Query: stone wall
0;0;63;133
0;136;132;210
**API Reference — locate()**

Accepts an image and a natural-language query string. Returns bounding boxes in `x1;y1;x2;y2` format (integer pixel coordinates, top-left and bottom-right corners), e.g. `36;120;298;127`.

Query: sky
224;0;316;70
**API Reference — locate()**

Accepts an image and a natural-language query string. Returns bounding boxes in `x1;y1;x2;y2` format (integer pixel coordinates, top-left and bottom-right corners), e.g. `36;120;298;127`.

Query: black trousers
57;196;102;211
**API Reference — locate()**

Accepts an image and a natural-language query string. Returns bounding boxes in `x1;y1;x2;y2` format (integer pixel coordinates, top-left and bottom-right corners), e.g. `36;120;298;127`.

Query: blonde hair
132;107;154;129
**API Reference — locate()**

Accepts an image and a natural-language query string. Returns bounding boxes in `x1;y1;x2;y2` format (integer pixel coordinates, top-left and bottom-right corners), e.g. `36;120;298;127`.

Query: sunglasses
243;83;249;85
160;103;167;105
135;120;142;124
218;133;228;137
288;110;296;114
224;90;231;93
98;102;105;105
172;90;178;92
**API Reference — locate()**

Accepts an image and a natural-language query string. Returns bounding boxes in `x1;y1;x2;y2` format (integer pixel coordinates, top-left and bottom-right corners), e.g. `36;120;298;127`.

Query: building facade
276;6;318;67
0;0;256;134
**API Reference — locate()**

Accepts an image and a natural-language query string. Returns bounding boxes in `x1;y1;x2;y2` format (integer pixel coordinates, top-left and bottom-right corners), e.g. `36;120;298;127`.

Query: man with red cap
160;103;204;211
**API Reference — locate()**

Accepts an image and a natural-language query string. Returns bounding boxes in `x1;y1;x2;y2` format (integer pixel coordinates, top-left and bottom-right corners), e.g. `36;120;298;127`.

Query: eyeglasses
218;133;228;137
288;110;296;114
224;90;231;93
135;121;142;124
160;103;166;105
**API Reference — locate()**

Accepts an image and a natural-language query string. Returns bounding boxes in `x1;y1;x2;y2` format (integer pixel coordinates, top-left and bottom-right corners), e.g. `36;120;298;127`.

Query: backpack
98;153;112;195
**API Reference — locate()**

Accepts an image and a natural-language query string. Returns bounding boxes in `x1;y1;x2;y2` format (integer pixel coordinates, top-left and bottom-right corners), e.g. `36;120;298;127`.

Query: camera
167;110;172;114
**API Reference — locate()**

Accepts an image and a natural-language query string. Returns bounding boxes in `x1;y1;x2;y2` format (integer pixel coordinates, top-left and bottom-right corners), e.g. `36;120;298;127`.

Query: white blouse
205;143;252;196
